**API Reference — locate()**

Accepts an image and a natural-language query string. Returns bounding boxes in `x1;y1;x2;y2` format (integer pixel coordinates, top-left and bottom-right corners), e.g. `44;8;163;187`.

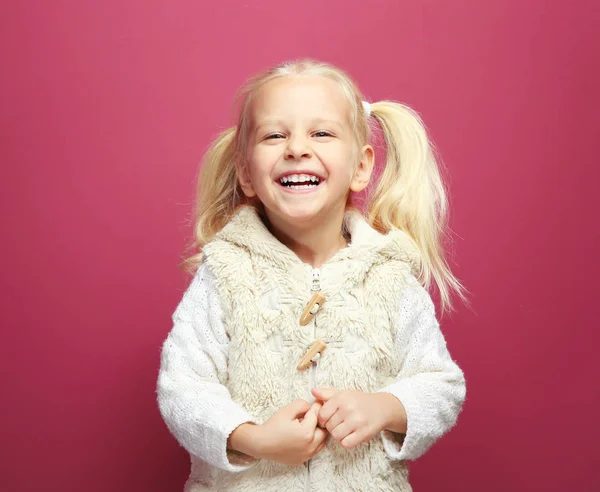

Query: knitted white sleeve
378;275;466;461
157;263;257;472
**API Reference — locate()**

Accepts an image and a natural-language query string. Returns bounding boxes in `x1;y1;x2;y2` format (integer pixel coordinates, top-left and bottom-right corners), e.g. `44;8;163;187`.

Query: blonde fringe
182;59;468;315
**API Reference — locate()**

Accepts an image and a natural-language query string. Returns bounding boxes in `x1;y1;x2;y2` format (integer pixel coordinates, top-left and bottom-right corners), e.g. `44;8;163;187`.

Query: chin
269;206;323;225
282;209;322;222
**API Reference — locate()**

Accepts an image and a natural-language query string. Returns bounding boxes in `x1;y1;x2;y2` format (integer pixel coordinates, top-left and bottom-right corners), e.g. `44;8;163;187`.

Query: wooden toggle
299;292;326;326
297;339;327;371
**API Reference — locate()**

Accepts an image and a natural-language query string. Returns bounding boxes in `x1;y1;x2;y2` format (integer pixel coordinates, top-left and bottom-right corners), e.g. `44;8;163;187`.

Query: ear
350;144;375;193
236;161;257;198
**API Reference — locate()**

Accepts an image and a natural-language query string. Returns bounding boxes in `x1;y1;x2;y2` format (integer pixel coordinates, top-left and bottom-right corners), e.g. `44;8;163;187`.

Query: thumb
283;399;312;420
312;387;338;402
301;402;322;429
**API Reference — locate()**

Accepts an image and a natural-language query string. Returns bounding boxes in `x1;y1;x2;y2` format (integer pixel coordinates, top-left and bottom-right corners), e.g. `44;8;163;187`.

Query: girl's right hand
232;399;327;466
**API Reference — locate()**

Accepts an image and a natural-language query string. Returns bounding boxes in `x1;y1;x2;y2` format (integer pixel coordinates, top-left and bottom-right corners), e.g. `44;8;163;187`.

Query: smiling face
238;76;374;230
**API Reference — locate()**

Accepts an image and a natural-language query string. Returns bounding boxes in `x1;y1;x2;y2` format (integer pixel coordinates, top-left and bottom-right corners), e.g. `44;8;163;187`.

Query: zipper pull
311;268;321;291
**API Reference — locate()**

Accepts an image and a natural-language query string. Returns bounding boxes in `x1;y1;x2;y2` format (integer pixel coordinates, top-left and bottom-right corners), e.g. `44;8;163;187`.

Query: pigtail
369;101;467;314
179;59;467;313
181;127;244;272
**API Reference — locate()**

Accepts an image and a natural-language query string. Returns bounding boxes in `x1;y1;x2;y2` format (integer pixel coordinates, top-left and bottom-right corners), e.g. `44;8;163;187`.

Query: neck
262;208;348;268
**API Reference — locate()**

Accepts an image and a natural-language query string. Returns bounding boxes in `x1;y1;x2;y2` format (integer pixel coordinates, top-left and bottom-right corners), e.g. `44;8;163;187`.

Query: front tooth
291;175;299;182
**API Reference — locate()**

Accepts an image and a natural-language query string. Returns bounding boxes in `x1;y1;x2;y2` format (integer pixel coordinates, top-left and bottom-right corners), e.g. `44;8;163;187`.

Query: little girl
157;59;467;492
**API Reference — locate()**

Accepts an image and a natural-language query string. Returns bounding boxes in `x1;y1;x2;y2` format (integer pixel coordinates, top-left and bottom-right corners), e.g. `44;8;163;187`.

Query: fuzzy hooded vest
191;205;422;492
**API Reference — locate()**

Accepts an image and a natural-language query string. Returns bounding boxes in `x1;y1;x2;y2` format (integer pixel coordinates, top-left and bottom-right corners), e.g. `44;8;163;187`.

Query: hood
208;205;422;286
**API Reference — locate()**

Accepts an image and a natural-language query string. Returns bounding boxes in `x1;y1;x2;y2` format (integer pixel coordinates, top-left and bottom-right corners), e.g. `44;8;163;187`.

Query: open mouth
278;173;321;189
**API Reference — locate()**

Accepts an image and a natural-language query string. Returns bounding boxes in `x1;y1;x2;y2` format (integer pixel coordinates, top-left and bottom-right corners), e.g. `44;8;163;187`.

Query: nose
285;135;312;161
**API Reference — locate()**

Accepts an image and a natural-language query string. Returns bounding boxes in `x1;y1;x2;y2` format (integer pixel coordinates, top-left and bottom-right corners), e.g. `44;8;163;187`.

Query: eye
313;131;333;138
265;133;285;140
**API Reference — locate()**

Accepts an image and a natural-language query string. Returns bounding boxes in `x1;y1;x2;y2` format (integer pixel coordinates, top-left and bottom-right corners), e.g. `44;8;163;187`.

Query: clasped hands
227;388;407;467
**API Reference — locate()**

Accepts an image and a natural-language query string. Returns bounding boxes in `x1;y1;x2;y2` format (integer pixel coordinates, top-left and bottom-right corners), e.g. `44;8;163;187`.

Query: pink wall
1;1;598;490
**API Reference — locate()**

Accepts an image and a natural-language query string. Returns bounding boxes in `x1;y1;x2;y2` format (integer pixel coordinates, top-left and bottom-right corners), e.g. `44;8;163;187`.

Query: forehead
251;76;351;125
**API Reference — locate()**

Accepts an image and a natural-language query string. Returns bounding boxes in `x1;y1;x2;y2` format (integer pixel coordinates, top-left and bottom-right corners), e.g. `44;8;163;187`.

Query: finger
310;401;323;414
301;402;321;429
313;440;327;455
312;387;337;402
284;399;312;420
312;426;328;445
325;411;344;434
340;431;365;449
330;422;353;442
317;401;339;428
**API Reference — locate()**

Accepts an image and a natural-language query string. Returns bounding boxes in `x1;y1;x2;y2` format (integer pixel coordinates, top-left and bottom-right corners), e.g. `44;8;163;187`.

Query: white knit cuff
215;407;259;472
378;381;421;461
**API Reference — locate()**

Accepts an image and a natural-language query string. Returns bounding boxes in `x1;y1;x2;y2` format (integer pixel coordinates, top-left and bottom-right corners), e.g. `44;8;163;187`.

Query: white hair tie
362;101;372;117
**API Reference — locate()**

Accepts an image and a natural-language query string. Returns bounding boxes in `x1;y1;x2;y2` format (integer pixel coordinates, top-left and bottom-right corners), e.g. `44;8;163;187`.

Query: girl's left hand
311;387;406;449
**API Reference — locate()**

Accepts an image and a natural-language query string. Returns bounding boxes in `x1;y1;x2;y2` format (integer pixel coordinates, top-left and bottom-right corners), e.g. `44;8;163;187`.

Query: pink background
1;1;598;491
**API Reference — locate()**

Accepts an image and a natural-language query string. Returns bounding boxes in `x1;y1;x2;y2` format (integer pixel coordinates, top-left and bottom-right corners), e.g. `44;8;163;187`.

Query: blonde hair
184;59;467;314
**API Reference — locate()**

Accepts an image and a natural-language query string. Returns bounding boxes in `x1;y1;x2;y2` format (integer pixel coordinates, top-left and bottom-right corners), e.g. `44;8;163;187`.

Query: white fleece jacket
157;206;466;491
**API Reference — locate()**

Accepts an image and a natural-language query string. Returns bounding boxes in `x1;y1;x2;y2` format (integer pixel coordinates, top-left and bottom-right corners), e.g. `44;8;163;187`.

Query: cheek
251;143;277;162
247;149;277;182
328;149;359;181
246;163;262;185
329;141;359;169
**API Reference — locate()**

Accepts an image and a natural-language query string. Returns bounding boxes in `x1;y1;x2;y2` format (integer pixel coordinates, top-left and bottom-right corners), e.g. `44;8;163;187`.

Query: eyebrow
254;118;345;133
254;120;285;132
